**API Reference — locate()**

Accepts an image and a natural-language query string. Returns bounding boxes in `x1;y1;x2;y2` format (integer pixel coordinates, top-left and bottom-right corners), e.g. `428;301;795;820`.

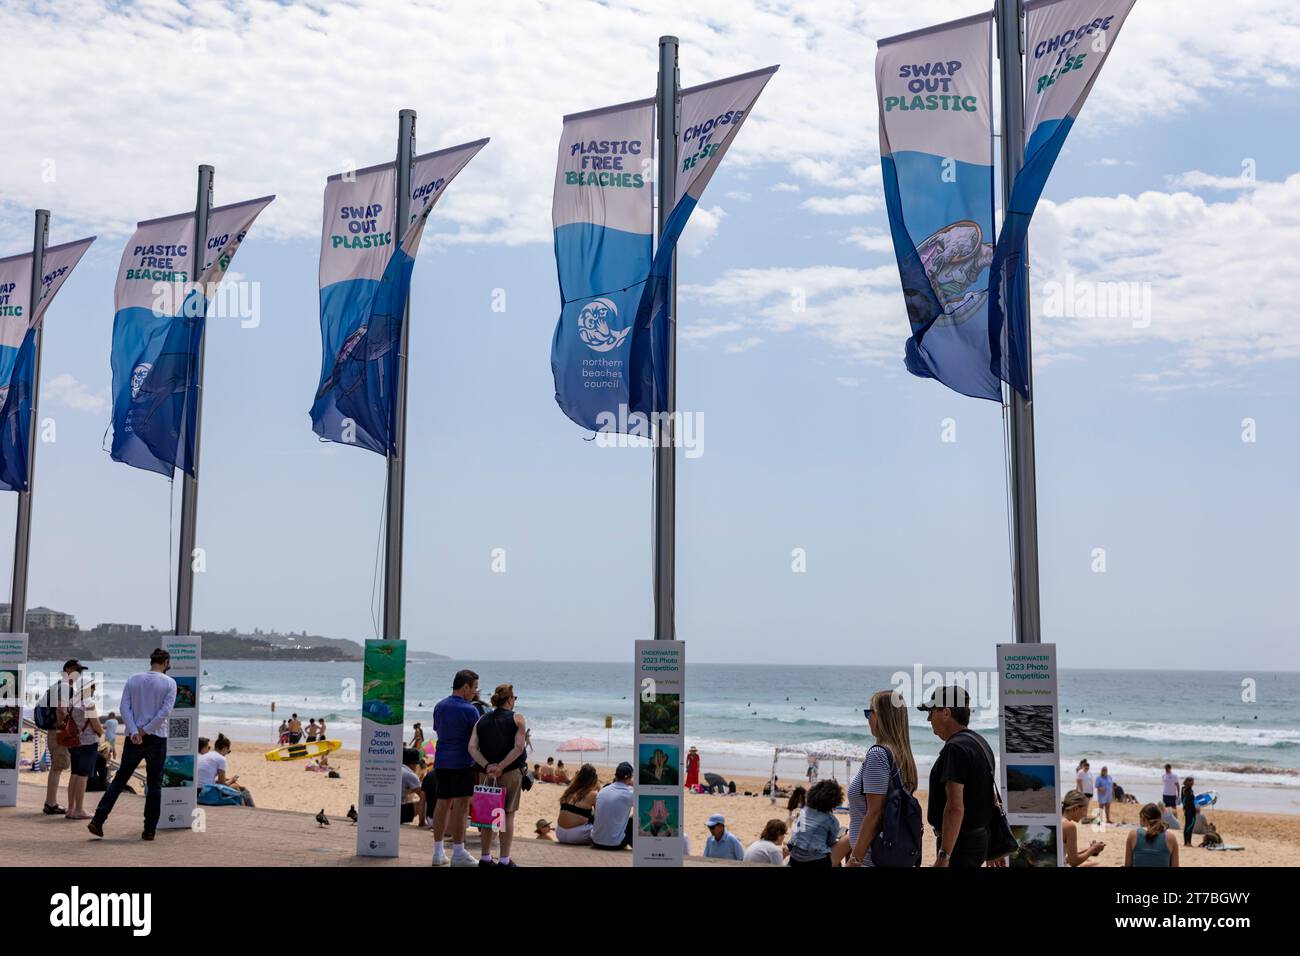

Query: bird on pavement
346;805;358;824
316;809;330;827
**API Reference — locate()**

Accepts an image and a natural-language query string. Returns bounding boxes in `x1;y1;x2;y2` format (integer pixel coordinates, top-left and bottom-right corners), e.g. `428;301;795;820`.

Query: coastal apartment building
0;604;79;630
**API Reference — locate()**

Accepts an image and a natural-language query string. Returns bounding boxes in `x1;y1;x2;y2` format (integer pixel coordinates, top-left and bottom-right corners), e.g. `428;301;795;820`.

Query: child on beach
785;780;844;867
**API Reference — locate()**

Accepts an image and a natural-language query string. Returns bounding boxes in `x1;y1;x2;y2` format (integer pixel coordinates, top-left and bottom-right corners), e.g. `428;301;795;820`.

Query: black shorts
69;743;98;777
434;767;476;799
1163;795;1177;808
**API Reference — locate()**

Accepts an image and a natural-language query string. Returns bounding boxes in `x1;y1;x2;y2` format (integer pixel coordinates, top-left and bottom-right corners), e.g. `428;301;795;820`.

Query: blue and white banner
635;66;778;412
311;138;487;454
990;0;1135;397
550;97;655;431
876;12;1000;401
110;195;273;477
551;67;776;432
0;236;94;491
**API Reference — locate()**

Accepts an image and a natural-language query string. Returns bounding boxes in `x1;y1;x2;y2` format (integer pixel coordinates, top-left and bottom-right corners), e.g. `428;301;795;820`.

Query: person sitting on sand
540;757;556;784
554;760;570;785
1125;803;1179;868
744;819;789;864
1200;821;1223;848
785;780;846;867
555;763;600;844
590;762;636;851
197;734;255;807
703;813;745;862
535;818;554;841
1061;790;1104;866
400;748;426;825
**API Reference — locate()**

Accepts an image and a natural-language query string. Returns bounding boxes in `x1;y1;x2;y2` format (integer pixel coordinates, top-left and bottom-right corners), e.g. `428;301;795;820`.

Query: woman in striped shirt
846;689;919;867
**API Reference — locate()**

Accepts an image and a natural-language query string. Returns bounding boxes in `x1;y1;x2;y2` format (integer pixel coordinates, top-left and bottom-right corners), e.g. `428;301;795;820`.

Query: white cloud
43;373;108;413
724;191;752;202
680;173;1300;387
677;205;727;257
2;0;1295;248
801;194;883;216
844;228;894;254
1165;169;1259;191
769;183;801;193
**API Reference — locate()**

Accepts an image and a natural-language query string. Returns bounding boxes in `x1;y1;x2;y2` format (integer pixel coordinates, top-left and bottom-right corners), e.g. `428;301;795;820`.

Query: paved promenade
2;776;727;868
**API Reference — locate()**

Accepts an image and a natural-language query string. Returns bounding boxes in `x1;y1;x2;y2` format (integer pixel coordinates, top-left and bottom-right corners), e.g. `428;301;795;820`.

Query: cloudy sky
1;0;1297;670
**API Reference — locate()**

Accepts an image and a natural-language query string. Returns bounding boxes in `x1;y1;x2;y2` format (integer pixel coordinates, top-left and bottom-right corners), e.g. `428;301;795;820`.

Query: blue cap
706;813;726;827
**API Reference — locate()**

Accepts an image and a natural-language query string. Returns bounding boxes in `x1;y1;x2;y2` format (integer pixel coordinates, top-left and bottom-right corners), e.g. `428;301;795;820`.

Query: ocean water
27;659;1300;814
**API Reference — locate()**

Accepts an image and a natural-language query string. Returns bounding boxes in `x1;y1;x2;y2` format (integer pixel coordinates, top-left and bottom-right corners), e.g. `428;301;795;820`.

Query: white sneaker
431;852;449;867
450;851;478;867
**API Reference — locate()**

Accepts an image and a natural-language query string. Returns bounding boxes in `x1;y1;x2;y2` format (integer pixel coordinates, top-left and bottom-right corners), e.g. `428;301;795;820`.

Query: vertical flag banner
989;0;1136;396
998;642;1064;866
158;635;200;830
550;98;655;431
0;633;26;807
312;138;487;454
110;196;273;476
357;639;406;857
876;13;1000;401
0;237;94;491
636;66;778;411
633;639;685;867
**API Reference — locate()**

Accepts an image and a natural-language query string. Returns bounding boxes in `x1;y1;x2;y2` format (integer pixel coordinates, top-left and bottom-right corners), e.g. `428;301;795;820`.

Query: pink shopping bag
470;781;506;831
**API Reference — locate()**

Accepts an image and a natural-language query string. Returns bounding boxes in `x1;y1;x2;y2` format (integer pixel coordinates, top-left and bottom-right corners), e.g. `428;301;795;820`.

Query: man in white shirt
590;762;635;850
1162;764;1179;809
88;649;177;840
1076;760;1095;818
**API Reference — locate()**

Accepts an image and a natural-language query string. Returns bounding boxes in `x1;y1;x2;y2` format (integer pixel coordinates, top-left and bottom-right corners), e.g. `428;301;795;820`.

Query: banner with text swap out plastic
110;196;273;477
357;639;406;857
998;642;1064;867
0;633;26;806
550;97;655;430
634;66;778;407
0;236;94;491
158;635;200;830
633;640;685;867
312;139;488;455
989;0;1136;397
876;12;1000;401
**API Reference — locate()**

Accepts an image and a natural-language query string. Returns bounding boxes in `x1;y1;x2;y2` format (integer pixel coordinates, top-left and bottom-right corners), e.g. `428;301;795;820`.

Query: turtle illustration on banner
904;219;994;329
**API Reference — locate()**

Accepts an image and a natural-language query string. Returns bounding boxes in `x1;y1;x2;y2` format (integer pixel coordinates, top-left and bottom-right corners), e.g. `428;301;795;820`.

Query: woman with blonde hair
846;689;922;867
1125;802;1179;867
1061;789;1105;866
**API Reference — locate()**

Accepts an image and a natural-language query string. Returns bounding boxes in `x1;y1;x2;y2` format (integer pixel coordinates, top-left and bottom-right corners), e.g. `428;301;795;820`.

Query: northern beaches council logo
577;297;630;352
129;363;152;399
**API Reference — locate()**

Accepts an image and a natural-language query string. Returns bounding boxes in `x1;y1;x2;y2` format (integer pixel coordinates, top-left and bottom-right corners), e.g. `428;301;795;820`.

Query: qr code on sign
169;717;191;740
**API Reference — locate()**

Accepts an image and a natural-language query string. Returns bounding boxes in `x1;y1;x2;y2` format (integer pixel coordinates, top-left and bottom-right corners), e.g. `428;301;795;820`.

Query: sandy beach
86;739;1298;867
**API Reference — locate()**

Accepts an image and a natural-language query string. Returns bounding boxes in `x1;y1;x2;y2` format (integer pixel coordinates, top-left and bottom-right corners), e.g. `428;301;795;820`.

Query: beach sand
167;742;1300;866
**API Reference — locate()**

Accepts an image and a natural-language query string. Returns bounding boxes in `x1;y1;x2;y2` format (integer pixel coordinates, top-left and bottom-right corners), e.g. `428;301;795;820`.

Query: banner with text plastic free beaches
110;196;273;477
357;639;406;857
0;236;95;491
158;635;200;830
312;139;487;455
633;640;685;867
550;97;655;431
876;12;1000;401
998;642;1064;867
0;633;26;807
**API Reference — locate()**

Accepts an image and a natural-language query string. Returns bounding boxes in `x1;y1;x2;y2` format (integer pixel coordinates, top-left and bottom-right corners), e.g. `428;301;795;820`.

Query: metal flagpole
382;109;416;641
8;209;49;633
653;36;679;643
996;0;1042;645
175;165;214;636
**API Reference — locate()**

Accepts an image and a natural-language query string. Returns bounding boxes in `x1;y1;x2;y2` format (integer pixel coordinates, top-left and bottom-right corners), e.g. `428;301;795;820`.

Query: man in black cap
41;659;86;815
590;761;636;850
920;685;996;867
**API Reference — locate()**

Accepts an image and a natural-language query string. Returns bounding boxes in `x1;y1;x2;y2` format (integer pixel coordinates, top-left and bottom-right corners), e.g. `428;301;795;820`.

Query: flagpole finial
198;164;214;174
399;108;416;118
659;34;678;45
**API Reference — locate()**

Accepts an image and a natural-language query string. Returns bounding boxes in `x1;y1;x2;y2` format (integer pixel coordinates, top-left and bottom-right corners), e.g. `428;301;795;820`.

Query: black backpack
33;685;59;730
869;746;924;867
